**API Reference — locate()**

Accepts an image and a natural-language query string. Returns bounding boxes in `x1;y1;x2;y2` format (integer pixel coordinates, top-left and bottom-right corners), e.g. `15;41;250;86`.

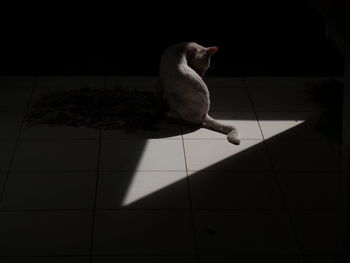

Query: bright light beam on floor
122;118;306;206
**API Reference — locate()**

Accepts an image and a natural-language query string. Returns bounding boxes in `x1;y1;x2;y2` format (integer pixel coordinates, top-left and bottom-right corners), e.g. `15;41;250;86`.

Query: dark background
0;1;344;77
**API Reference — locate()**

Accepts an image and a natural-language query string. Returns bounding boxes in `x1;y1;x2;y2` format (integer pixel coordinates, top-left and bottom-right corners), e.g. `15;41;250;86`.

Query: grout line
101;138;262;141
245;78;303;255
0;77;38;202
182;138;263;141
17;138;109;142
0;255;90;259
88;102;105;261
0;208;341;213
4;168;341;174
100;137;183;141
208;110;257;113
244;109;327;113
91;253;198;257
0;253;199;259
15;138;183;142
180;128;200;263
0;209;93;213
0;253;306;259
7;169;187;173
1;252;347;259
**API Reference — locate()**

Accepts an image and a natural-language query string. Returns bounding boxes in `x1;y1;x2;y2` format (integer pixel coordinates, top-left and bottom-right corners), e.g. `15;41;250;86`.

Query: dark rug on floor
24;86;161;132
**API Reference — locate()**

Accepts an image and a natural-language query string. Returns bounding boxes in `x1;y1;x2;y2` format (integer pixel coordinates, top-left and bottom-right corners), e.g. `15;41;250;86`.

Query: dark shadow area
0;0;344;77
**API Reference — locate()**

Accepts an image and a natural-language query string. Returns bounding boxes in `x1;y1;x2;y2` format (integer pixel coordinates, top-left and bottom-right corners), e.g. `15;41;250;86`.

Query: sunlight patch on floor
122;171;186;206
122;118;306;207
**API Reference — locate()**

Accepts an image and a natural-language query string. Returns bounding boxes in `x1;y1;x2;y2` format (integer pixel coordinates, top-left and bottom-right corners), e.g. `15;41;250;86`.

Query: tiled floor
0;76;347;262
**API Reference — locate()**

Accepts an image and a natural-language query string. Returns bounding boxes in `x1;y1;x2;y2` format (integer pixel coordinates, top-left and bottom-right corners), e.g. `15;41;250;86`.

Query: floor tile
189;171;284;210
12;140;99;172
92;255;196;263
96;171;189;209
36;76;104;90
105;76;156;91
194;211;298;254
303;255;350;263
100;139;185;171
183;112;262;140
0;211;93;256
0;141;16;171
0;112;23;139
199;255;300;263
279;172;342;210
292;211;346;254
313;77;344;86
92;211;195;255
102;120;182;140
184;139;271;171
257;111;336;140
209;87;253;112
0;172;97;210
203;77;246;88
0;256;89;263
0;172;7;192
0;88;32;112
248;87;324;111
21;125;100;140
267;139;341;172
245;77;314;89
0;77;36;88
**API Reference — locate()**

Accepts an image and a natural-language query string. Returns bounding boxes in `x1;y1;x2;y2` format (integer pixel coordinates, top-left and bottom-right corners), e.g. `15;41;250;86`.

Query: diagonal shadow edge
112;118;343;254
121;115;341;208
